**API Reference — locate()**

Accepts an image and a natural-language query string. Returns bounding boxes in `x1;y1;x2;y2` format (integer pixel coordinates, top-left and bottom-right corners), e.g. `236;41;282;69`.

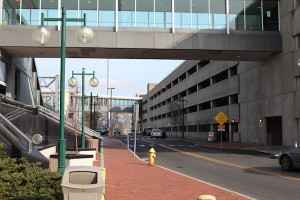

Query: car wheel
280;155;293;171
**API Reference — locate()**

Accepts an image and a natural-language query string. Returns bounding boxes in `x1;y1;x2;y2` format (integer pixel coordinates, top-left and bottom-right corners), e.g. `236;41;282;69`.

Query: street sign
208;132;214;141
214;111;228;125
217;124;225;131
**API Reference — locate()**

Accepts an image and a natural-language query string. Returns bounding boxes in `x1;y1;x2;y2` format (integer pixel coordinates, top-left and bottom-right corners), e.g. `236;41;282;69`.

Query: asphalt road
115;135;300;200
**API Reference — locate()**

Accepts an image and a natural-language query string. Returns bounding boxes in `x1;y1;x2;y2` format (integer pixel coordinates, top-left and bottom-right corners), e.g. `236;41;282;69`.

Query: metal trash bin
61;166;105;200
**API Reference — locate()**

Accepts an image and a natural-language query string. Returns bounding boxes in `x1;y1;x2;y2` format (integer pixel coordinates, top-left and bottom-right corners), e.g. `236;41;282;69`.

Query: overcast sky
35;58;184;97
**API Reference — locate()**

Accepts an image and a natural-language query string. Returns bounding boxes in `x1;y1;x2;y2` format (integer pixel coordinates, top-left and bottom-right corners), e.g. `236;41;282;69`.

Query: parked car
278;147;300;171
146;128;152;136
114;128;121;135
151;128;166;138
97;127;107;135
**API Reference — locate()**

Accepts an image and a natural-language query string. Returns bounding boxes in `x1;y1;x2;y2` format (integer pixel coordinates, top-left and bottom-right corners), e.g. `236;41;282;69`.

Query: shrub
0;144;63;200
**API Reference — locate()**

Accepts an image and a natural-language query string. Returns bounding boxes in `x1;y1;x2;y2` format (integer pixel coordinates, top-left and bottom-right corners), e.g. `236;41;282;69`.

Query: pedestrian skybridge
0;0;281;60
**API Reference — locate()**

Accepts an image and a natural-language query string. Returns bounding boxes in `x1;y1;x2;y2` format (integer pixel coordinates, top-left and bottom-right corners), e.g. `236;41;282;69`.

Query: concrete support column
210;124;214;140
229;122;232;143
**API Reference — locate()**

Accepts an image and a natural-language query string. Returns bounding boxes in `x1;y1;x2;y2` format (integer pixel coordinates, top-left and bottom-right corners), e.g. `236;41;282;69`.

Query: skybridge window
1;0;279;31
136;0;154;27
155;0;172;28
80;0;97;26
99;0;116;27
119;0;135;27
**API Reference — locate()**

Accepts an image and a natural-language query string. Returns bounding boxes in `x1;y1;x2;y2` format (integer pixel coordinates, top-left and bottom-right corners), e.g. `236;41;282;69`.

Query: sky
35;58;184;97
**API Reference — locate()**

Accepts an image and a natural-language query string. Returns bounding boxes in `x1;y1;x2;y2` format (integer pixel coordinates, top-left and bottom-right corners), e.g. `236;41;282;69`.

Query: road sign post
214;111;228;147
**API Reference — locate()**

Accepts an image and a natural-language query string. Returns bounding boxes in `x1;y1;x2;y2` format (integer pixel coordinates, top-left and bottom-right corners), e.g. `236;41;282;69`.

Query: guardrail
0;94;102;140
0;113;32;152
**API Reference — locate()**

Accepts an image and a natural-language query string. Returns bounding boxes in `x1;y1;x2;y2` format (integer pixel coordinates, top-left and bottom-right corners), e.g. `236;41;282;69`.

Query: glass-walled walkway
1;0;279;31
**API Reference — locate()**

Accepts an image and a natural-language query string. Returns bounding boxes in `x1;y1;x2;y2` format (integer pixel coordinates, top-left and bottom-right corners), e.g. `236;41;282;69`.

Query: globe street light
68;68;99;148
32;8;94;173
297;58;300;67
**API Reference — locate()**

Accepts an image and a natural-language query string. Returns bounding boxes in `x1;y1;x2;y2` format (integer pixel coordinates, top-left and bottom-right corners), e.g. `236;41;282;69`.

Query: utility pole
90;92;93;129
108;88;115;134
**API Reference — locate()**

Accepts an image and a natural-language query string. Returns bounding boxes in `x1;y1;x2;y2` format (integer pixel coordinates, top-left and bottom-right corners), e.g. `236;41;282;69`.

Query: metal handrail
38;105;101;139
0;113;32;152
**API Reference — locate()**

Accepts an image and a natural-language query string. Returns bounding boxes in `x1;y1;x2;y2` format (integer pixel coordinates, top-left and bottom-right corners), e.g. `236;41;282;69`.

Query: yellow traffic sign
214;111;228;125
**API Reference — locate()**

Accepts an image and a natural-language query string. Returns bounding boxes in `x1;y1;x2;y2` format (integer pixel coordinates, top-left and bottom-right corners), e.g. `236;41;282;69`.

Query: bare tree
167;100;181;126
69;92;82;155
167;100;187;132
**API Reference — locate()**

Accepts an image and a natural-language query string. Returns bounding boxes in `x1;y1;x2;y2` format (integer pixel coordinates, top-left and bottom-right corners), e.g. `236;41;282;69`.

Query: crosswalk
123;141;196;148
118;137;197;149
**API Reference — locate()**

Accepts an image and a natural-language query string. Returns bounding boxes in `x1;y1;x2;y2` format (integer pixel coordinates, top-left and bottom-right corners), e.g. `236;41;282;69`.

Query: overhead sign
214;111;228;125
217;124;225;131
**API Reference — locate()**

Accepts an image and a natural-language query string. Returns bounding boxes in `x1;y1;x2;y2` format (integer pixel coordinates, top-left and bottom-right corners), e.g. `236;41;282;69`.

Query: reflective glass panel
0;60;7;83
118;0;135;27
229;0;245;30
175;0;191;28
263;0;278;31
99;0;115;27
155;0;172;28
41;0;58;26
245;0;262;30
2;0;20;25
80;0;97;26
136;0;154;27
21;0;40;25
210;0;226;29
62;0;78;26
192;0;209;29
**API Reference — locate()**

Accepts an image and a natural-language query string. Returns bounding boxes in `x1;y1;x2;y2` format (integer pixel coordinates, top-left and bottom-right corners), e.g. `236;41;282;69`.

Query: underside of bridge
0;26;281;61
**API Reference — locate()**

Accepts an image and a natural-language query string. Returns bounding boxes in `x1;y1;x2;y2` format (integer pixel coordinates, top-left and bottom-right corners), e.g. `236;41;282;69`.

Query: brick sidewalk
103;137;250;200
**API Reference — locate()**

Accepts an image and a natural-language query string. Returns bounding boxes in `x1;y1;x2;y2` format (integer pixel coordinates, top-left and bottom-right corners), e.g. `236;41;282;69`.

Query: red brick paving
104;137;250;200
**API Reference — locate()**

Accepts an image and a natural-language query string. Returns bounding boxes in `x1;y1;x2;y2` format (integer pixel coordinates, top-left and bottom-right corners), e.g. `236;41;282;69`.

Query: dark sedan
278;148;300;171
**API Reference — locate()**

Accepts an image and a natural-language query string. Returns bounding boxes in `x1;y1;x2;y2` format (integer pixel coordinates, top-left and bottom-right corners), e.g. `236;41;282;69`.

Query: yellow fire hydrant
149;148;156;166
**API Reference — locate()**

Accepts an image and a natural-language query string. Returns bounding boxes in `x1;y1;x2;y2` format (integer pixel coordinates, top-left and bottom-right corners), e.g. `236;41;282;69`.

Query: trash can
61;166;105;200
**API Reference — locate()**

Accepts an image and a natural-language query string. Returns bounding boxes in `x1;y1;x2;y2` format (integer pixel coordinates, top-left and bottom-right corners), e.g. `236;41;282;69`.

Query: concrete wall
142;1;300;146
3;55;37;105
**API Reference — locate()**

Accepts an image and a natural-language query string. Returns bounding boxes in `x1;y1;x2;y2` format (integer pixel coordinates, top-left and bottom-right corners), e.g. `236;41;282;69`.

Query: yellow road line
142;139;300;181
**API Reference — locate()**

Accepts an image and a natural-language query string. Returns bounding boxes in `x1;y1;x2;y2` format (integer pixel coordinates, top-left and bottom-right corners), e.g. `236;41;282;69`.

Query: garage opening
266;116;282;145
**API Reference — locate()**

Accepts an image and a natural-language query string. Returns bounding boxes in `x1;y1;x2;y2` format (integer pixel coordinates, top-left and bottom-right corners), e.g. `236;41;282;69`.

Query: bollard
197;195;216;200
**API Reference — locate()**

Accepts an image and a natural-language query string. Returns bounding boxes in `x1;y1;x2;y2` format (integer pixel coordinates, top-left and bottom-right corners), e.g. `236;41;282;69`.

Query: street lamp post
179;98;187;139
108;87;115;133
68;68;99;148
32;7;94;173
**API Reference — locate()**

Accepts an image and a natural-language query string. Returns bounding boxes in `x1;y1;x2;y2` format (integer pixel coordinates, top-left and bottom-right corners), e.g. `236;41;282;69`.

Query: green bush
0;144;63;200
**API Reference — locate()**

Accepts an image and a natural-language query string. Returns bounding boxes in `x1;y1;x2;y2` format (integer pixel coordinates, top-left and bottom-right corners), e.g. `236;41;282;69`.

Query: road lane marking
140;145;145;147
142;139;300;181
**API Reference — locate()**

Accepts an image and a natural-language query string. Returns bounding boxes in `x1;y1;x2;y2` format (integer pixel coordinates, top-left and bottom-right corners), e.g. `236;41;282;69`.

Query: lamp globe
89;77;99;87
32;26;52;45
68;77;78;87
76;26;94;44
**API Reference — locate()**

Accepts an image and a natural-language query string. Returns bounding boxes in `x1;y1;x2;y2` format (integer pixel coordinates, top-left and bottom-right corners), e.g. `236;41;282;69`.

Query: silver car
278;148;300;171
